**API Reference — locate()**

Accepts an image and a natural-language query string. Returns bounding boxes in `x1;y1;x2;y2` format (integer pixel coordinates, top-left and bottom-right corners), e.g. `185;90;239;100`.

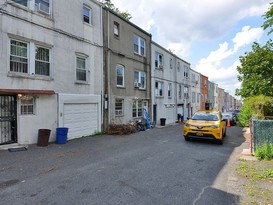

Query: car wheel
184;136;190;141
217;139;223;145
223;127;226;137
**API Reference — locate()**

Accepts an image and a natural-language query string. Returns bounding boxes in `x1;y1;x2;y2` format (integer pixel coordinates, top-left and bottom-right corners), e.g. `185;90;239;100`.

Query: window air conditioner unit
195;80;198;84
159;65;163;69
36;3;50;15
134;82;139;88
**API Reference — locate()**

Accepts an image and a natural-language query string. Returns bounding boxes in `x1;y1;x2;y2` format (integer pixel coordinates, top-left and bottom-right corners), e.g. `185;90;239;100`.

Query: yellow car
183;110;227;144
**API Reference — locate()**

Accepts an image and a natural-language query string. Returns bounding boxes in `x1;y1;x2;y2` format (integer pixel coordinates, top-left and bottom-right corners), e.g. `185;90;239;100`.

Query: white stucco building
0;0;103;146
189;69;201;115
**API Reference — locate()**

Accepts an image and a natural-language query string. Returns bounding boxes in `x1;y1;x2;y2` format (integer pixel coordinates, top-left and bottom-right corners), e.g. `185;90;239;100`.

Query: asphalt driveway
0;124;249;205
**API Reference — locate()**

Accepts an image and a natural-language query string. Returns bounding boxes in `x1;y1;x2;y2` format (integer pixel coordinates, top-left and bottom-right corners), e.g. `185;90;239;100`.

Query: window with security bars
20;96;35;115
10;39;51;76
115;99;124;116
35;46;50;76
10;40;28;73
76;57;87;81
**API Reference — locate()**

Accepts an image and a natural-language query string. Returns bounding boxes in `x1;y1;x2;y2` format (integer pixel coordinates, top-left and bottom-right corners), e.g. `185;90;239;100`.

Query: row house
151;42;176;125
200;74;208;110
214;83;219;110
189;69;200;115
208;81;214;109
218;88;225;112
102;8;152;128
0;0;103;145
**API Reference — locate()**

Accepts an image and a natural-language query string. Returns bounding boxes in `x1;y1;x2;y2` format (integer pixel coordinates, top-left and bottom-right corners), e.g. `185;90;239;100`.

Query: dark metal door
153;104;157;125
0;95;17;145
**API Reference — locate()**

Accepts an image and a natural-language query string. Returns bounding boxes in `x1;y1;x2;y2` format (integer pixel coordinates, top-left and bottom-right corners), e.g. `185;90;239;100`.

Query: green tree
236;40;273;98
262;2;273;35
100;0;132;20
238;95;273;126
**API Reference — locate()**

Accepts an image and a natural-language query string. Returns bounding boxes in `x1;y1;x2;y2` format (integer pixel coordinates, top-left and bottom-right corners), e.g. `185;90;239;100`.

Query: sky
111;0;272;99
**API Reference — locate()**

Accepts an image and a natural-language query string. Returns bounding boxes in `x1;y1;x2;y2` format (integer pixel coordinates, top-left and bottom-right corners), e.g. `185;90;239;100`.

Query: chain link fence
252;119;273;151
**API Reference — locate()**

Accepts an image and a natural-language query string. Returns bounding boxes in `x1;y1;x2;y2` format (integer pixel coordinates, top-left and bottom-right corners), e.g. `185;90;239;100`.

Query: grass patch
236;158;273;204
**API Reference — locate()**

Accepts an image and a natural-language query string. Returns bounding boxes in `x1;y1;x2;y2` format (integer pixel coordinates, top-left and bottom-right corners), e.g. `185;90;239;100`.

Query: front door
0;95;17;145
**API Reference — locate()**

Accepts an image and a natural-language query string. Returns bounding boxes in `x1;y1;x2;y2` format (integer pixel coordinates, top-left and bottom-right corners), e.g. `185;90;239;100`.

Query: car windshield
192;112;219;121
222;113;232;118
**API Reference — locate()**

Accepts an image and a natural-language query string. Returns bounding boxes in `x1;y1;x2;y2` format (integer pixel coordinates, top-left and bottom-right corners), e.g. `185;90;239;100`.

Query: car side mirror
187;117;190;120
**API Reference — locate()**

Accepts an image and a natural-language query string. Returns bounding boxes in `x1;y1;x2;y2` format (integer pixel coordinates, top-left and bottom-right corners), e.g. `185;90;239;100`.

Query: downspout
100;4;103;132
107;9;110;127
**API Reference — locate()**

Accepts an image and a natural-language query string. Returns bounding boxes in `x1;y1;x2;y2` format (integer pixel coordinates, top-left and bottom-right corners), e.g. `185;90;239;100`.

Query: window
20;95;35;115
10;39;51;76
184;87;189;99
155;52;163;69
35;0;50;14
132;100;143;118
197;93;200;103
170;58;173;69
115;99;124;116
12;0;50;15
10;40;28;73
184;66;189;78
76;56;87;81
116;64;124;87
134;35;145;56
177;61;180;71
155;81;164;97
83;5;92;24
178;85;182;99
134;71;146;89
12;0;27;7
114;22;119;37
168;83;172;98
35;46;50;76
192;92;196;103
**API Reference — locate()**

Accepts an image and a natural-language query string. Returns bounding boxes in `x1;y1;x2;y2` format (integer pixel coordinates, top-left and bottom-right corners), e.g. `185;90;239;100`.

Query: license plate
196;132;203;136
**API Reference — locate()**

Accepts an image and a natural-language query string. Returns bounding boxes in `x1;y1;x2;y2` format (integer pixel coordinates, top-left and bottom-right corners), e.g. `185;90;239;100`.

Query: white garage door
63;103;98;139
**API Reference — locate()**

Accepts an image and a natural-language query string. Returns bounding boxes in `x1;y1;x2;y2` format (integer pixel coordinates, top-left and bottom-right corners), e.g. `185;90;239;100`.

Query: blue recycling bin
56;127;69;144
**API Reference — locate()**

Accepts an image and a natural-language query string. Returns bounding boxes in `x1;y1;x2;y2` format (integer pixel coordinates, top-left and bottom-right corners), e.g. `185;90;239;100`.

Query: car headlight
211;125;219;128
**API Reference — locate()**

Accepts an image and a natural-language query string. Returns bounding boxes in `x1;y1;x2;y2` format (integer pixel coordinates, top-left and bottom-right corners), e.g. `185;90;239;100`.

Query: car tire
223;127;226;137
184;136;190;141
218;139;223;145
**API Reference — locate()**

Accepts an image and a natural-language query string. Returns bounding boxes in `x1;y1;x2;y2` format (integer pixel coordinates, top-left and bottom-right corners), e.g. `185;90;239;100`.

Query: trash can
160;118;166;126
56;127;69;144
37;129;51;147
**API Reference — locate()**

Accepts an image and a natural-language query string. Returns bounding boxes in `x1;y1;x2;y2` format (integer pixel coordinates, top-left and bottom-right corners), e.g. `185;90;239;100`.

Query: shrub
255;143;273;160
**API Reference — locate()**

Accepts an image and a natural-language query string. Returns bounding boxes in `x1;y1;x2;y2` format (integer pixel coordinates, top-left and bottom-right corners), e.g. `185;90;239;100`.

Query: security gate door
0;95;17;145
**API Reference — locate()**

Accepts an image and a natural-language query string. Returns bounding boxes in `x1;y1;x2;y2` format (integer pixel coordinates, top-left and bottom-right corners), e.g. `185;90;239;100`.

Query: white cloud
232;26;263;52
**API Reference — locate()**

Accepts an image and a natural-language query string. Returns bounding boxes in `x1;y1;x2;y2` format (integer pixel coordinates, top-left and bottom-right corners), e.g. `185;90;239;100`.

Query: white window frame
184;66;189;78
20;95;35;115
134;35;145;56
115;98;124;116
114;21;119;37
178;85;182;99
155;52;163;69
155;81;164;97
132;99;143;118
116;64;124;87
170;58;173;69
134;71;146;89
83;5;92;24
35;45;50;76
9;39;51;77
11;0;51;15
76;55;88;82
184;86;189;99
168;83;172;98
